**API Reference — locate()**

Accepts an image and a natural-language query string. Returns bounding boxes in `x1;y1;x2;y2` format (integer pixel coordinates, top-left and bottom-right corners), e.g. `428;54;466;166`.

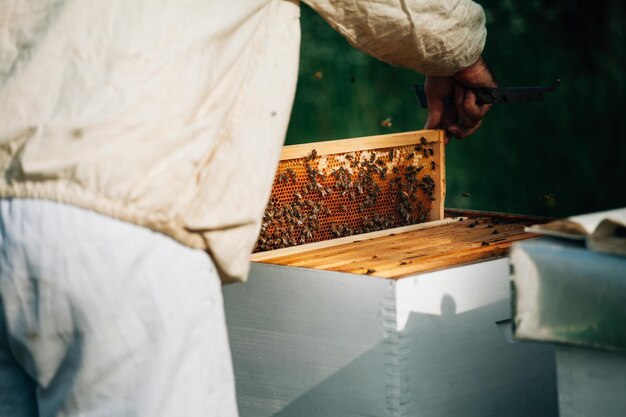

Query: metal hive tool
254;130;445;253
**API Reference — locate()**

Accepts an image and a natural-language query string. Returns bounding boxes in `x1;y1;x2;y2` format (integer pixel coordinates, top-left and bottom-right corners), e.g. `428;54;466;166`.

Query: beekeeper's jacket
0;0;486;283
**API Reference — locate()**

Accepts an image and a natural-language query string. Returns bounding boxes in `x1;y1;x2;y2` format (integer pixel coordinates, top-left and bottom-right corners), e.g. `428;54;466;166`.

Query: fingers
448;85;493;139
425;99;458;144
424;97;445;130
424;76;454;130
448;120;482;139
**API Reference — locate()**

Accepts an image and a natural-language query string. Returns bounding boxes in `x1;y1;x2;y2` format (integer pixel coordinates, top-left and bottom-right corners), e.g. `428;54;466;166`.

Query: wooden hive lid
252;211;547;279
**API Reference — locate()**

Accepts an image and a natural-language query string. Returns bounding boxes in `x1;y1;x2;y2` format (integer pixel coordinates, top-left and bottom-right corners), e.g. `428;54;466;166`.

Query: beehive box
223;130;558;417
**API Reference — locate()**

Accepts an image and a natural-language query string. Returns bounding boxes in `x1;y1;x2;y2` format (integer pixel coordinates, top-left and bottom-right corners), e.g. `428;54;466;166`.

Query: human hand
424;57;497;143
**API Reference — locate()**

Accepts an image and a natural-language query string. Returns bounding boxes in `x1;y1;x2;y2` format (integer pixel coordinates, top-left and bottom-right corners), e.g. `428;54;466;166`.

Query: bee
369;153;376;163
428;148;434;156
481;241;490;247
305;149;318;162
365;268;376;275
420;136;427;145
345;154;354;161
407;153;414;160
491;229;499;235
431;161;436;170
462;192;471;198
285;168;297;183
380;117;392;128
339;204;347;212
388;149;395;161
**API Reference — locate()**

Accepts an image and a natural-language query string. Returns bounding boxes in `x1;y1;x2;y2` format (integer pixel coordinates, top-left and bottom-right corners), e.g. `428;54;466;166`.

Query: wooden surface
255;215;538;279
251;218;461;262
279;130;443;160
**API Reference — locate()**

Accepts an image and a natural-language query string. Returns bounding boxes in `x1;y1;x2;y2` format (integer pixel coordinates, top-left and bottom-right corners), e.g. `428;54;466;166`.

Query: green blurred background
286;1;626;218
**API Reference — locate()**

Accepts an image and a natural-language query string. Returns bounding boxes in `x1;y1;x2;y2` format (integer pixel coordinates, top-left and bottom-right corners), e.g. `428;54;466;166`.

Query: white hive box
223;131;558;417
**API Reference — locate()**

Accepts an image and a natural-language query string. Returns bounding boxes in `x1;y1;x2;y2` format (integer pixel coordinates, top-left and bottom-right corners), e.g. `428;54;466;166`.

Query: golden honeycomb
254;138;440;252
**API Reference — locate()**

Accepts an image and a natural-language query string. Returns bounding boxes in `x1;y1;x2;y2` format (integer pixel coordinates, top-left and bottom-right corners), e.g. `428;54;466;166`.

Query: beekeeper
0;1;496;416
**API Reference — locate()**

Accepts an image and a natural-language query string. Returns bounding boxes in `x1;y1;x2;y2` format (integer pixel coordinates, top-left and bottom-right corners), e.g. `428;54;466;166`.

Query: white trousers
0;199;239;417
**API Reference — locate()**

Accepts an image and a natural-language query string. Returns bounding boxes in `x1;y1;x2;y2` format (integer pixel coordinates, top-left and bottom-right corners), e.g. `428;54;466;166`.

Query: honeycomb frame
254;130;445;253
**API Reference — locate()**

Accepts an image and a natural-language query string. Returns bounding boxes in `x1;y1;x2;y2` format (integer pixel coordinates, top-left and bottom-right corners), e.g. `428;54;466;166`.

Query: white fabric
0;199;238;417
0;0;486;284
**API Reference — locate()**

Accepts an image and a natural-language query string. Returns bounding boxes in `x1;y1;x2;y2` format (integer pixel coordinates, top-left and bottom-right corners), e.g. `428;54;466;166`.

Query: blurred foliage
286;1;626;217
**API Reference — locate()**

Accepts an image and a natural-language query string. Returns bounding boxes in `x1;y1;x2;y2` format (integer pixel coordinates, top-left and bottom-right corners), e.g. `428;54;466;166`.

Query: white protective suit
0;0;487;415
